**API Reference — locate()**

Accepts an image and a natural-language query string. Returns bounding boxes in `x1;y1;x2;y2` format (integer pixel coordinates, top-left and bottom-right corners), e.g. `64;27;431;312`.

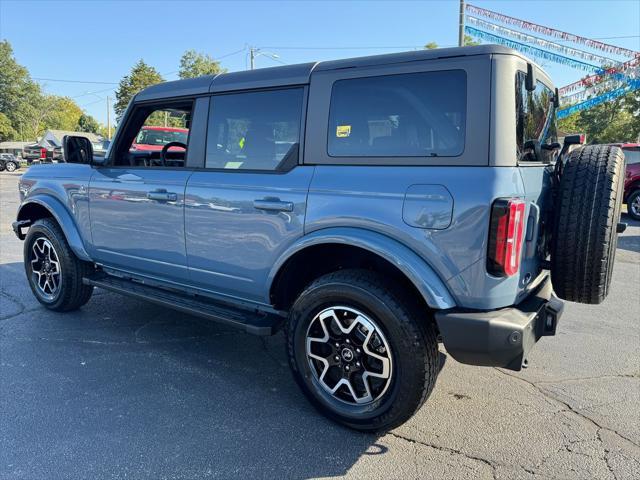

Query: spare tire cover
551;144;624;304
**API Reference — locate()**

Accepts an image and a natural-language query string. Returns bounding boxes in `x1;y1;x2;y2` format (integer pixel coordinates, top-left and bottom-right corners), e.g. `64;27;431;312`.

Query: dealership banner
559;57;640;95
466;4;639;59
465;26;601;72
466;16;614;66
557;78;640;119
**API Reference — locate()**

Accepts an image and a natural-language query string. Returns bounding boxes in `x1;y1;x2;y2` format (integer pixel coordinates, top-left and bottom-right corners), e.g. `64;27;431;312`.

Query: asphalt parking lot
0;171;638;480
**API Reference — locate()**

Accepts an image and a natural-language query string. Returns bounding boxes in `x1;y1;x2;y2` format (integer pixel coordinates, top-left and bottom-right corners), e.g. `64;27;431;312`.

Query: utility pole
458;0;466;47
106;96;112;140
249;47;255;70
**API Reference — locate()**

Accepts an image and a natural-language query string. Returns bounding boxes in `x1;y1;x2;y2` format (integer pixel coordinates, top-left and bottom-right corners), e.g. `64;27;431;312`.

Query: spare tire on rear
551;144;624;304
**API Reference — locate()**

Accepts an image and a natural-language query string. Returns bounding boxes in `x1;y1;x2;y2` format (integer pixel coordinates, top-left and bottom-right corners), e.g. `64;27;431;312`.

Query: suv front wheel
286;269;439;431
24;218;95;312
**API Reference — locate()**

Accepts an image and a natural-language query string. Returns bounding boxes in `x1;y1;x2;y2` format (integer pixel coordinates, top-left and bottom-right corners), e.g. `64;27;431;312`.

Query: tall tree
77;113;101;134
0;112;16;142
0;40;45;140
178;50;226;79
46;96;84;131
114;60;164;119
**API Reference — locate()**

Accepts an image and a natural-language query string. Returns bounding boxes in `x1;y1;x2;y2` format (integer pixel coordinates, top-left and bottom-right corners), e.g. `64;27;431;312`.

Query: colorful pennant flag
464;26;602;72
466;3;639;59
557;79;640;119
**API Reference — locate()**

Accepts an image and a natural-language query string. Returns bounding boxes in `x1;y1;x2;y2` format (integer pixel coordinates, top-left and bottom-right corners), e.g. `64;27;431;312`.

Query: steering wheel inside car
160;142;187;166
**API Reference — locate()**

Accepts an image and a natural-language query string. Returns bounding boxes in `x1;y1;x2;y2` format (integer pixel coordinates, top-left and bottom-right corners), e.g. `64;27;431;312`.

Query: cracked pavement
1;172;639;479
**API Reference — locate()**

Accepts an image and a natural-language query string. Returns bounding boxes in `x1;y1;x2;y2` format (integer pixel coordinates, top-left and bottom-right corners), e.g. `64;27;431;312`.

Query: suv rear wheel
286;269;439;431
24;218;95;312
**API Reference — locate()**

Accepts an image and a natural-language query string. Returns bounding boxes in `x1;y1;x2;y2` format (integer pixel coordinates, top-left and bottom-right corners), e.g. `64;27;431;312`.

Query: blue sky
1;0;638;125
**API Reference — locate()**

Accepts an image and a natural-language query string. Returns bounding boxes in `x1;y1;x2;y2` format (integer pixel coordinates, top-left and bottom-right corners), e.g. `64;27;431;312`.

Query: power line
71;87;117;99
33;46;248;86
32;77;118;85
259;45;427;50
80;98;107;108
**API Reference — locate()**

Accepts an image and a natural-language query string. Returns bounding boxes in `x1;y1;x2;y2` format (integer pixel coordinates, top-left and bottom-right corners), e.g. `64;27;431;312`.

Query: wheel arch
16;195;92;262
268;227;456;312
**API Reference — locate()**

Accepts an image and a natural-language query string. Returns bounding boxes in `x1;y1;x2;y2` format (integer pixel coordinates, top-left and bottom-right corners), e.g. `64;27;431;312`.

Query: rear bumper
435;278;564;371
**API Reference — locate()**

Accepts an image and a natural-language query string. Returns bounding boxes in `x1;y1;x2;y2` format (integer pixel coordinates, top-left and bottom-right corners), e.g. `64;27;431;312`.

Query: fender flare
268;227;456;310
16;195;92;262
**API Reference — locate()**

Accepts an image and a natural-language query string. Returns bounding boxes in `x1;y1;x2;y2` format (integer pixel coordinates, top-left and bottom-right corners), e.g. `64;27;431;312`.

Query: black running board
83;273;282;335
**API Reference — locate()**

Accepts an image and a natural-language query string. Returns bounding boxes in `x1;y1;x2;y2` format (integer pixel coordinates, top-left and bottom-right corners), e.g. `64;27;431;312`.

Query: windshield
135;129;188;146
623;149;640;165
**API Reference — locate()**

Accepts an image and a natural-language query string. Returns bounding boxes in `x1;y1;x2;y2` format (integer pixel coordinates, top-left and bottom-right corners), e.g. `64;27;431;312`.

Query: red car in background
622;143;640;220
130;126;188;152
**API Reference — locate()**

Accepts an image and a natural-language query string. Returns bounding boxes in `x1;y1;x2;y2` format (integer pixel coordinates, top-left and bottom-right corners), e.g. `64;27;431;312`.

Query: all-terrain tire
286;269;439;432
551;144;624;304
24;218;95;311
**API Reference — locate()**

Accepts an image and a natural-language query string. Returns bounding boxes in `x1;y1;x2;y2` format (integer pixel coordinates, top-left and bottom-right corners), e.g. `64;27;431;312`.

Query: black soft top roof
136;45;522;101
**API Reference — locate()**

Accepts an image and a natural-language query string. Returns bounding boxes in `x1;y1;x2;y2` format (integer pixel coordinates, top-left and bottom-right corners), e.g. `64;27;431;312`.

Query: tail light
487;198;526;277
39;148;46;159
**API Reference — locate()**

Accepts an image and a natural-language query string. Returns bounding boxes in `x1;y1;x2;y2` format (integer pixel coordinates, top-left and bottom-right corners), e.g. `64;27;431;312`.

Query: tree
77;113;101;133
45;96;84;131
464;35;481;47
0;40;46;140
424;36;480;50
178;50;226;79
0;112;16;141
558;75;640;144
98;122;115;140
114;60;164;119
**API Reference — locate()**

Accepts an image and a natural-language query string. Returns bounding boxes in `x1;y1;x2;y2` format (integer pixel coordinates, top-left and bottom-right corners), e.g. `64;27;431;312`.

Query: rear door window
327;70;466;157
205;88;303;171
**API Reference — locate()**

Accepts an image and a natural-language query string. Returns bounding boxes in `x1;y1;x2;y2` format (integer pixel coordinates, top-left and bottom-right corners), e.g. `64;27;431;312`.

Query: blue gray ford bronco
13;45;625;431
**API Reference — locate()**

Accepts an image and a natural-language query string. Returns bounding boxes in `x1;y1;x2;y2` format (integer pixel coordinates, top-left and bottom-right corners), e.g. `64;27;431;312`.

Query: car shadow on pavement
618;213;640;253
0;261;392;479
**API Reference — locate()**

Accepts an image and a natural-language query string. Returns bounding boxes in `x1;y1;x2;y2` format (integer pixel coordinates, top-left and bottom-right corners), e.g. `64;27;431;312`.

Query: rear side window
516;72;557;163
206;88;303;171
328;70;466;157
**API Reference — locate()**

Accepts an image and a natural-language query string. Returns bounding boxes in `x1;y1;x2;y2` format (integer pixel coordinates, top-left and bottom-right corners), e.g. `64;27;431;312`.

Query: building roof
136;45;525;102
43;130;102;145
0;141;32;149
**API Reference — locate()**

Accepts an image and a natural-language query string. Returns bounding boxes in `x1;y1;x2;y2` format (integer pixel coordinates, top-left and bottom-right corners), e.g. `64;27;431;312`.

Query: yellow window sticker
336;125;351;138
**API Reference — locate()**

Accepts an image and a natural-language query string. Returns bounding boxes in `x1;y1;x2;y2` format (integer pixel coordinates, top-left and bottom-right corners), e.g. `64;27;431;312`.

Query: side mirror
553;88;560;109
526;63;537;92
524;139;542;161
63;136;93;164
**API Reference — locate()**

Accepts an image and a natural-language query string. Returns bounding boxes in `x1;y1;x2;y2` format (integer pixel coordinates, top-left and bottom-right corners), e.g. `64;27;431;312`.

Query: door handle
147;190;178;202
253;199;294;212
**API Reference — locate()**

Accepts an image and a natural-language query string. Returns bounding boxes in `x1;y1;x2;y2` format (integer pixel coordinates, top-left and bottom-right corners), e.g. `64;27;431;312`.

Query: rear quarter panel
305;165;526;309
